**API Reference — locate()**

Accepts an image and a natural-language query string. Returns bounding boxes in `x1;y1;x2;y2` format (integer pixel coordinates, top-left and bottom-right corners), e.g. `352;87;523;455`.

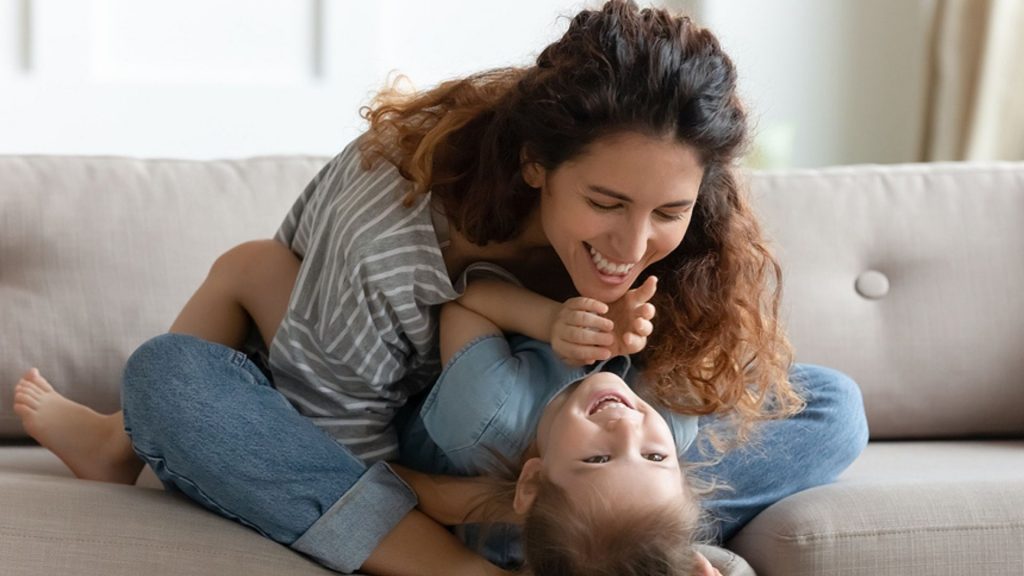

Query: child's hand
604;276;657;357
549;297;615;366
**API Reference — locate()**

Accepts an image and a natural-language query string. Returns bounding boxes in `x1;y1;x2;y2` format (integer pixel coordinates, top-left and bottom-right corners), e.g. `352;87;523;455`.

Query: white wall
0;0;935;168
0;0;589;159
697;0;934;168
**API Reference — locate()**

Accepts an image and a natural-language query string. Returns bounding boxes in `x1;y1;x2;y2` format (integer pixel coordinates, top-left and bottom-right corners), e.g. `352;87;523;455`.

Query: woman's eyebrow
589;185;694;209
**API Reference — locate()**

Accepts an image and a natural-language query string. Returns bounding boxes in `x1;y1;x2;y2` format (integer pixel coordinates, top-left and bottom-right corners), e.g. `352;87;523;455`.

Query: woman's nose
612;219;650;262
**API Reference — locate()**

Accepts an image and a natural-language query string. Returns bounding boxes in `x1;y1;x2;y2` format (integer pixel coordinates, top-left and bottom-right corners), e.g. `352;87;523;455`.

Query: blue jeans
122;333;867;571
121;333;416;574
684;363;870;543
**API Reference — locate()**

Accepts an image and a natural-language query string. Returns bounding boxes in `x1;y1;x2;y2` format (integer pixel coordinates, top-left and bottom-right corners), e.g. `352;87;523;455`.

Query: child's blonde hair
518;474;703;575
470;459;707;575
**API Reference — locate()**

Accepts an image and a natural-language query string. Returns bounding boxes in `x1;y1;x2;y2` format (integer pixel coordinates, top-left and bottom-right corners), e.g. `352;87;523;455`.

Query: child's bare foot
13;368;143;484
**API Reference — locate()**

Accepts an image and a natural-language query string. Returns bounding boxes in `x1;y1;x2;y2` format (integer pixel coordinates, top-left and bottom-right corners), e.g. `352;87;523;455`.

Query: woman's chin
574;277;631;302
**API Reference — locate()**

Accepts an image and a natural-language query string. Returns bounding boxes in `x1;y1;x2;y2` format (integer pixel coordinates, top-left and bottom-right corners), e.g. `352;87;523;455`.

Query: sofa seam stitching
769;522;1024;543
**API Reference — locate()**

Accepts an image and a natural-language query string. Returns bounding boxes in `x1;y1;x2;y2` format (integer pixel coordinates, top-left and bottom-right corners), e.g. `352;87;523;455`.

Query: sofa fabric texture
1;155;1022;575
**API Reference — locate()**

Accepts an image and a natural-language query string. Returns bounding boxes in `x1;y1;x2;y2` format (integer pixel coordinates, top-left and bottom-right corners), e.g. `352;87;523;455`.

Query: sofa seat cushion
1;446;754;575
0;446;336;576
728;441;1024;575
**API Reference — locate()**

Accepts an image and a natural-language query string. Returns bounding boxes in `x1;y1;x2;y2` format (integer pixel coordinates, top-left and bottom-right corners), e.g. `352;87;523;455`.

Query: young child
395;293;710;574
14;238;717;575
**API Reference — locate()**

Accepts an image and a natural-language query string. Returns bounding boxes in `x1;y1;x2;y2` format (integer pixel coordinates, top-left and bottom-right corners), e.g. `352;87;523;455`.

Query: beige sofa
1;155;1022;575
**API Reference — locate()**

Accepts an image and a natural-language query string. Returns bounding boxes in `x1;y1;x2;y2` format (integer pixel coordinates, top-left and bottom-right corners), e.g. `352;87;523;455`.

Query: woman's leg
684;364;869;543
13;239;297;484
122;332;503;576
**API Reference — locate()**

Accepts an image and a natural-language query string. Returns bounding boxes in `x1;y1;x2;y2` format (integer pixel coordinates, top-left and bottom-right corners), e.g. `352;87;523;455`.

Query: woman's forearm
391;464;518;526
361;507;510;576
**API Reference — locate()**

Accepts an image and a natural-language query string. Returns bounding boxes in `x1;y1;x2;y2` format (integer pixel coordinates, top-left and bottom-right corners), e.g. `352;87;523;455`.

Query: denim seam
290;461;417;573
128;442;274;541
445;381;518;456
421;334;506;416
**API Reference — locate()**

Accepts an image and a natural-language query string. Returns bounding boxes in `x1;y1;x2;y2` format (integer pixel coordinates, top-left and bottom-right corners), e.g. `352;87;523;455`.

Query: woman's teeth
589;245;634;276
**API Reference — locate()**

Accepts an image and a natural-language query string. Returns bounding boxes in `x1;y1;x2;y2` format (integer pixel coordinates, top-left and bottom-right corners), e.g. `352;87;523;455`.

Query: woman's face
528;371;684;509
524;131;704;302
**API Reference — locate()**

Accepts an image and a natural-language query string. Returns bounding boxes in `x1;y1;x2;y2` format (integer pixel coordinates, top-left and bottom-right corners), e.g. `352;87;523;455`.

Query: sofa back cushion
2;157;1021;440
0;155;326;438
752;163;1024;439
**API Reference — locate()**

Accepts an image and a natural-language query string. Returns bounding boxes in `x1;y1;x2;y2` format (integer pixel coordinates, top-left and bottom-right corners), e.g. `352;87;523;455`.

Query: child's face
533;371;684;506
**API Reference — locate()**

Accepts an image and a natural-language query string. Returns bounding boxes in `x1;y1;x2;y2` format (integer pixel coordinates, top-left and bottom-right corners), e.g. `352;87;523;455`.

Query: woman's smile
525;131;703;301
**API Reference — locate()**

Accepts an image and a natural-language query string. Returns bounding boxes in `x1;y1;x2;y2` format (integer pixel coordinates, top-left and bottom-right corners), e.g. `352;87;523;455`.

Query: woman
15;1;867;574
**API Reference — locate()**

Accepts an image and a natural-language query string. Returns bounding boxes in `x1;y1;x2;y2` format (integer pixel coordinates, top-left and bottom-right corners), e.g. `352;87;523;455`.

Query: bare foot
13;368;143;484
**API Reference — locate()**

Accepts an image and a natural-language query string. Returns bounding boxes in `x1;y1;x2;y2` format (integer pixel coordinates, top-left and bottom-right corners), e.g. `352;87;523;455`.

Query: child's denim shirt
399;333;699;477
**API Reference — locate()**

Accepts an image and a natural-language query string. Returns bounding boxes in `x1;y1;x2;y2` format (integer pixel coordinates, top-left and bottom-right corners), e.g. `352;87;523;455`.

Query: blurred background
1;0;1021;168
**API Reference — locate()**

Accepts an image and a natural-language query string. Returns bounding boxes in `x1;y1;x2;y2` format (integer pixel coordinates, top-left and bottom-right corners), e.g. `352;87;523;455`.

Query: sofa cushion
0;448;337;576
750;163;1024;439
728;440;1024;575
0;446;752;575
0;155;326;438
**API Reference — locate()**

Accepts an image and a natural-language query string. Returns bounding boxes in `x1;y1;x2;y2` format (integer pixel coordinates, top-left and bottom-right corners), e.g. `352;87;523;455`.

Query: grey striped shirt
269;140;462;463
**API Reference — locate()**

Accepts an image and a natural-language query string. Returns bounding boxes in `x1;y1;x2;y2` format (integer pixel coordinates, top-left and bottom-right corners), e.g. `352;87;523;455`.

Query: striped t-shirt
269;139;463;463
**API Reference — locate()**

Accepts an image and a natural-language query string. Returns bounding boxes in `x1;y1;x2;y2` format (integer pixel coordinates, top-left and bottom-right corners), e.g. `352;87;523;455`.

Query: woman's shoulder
319;136;411;204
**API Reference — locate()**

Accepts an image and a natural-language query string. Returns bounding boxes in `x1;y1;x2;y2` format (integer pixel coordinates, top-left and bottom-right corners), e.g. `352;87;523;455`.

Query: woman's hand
604;276;657;357
695;550;724;576
549;297;616;366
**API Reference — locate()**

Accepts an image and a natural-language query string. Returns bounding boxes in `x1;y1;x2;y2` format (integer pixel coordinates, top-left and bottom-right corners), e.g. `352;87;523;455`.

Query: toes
16;379;42;398
16;371;54;394
25;369;54;391
13;389;39;410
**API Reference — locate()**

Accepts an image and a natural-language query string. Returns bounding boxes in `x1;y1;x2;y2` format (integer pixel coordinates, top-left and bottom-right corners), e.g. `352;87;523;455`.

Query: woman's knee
792;364;870;460
123;333;192;411
121;333;238;443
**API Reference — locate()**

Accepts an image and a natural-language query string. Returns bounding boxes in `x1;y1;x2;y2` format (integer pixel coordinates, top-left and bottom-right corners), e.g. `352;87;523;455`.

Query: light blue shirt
398;333;699;477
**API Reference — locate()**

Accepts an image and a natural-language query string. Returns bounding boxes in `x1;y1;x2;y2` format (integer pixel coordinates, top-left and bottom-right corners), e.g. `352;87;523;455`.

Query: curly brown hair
360;0;803;442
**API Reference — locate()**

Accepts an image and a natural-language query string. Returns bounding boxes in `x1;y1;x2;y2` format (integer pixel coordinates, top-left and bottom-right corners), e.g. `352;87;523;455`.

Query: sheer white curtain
922;0;1024;161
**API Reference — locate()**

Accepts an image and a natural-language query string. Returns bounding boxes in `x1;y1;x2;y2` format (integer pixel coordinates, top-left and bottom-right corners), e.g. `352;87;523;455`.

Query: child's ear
513;457;544;515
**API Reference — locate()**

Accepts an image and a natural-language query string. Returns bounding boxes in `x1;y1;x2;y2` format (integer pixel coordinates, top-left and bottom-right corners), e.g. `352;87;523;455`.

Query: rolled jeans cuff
291;461;417;574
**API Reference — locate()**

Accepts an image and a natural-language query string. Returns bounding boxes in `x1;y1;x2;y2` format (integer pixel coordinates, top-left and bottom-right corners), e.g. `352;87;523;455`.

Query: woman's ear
520;148;546;189
513;457;544;515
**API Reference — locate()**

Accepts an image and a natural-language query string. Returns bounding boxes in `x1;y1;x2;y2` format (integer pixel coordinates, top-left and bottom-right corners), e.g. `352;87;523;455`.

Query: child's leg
14;239;300;484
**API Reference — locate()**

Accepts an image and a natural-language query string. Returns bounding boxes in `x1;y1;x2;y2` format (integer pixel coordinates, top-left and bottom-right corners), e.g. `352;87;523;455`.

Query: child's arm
454;275;658;366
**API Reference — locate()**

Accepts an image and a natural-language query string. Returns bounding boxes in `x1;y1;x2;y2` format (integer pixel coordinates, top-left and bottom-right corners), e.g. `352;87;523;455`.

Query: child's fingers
638;302;655;320
630;276;658;304
621;332;648;354
564;309;614;333
564;325;615;347
567;297;609;316
632;317;653;338
560;343;612;365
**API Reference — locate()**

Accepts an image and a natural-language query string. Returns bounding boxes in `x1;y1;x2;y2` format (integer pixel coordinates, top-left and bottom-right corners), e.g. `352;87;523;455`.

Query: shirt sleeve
275;152;344;258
